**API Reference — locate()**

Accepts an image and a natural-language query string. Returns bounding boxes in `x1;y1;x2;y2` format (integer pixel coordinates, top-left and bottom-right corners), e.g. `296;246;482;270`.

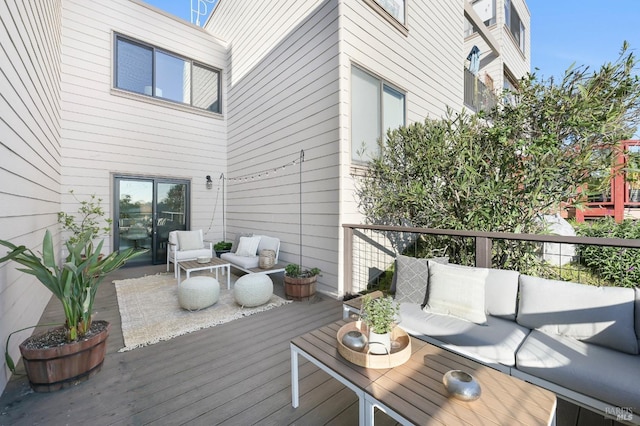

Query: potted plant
58;190;112;255
360;294;399;354
284;263;320;300
0;229;146;392
214;240;232;257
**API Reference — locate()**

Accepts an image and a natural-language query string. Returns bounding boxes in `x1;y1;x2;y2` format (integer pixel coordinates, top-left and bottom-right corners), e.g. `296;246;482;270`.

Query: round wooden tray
336;322;411;369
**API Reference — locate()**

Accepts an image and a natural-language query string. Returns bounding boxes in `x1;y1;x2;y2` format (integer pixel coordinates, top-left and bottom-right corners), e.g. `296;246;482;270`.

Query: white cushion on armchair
167;230;212;277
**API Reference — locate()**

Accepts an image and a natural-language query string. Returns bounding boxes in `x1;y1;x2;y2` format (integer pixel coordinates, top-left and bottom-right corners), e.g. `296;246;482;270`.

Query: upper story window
351;66;406;163
373;0;405;24
464;0;496;38
504;0;525;53
364;0;407;34
114;35;221;113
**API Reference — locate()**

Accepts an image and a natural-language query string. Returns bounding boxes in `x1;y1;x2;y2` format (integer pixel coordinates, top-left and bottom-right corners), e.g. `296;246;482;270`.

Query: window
114;35;221;113
351;66;405;162
503;73;518;105
504;0;525;53
373;0;405;24
464;0;496;37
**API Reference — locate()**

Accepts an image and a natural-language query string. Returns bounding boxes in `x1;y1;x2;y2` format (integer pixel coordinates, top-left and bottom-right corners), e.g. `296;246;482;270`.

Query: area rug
114;273;291;352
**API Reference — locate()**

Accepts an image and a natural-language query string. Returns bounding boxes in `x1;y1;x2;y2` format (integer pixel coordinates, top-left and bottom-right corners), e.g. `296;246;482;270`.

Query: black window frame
113;34;222;114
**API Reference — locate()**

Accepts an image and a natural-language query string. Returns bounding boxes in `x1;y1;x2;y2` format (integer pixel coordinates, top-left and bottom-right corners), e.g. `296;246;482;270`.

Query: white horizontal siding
209;0;341;294
59;0;228;246
501;0;530;79
342;0;463;123
0;0;63;395
338;0;465;292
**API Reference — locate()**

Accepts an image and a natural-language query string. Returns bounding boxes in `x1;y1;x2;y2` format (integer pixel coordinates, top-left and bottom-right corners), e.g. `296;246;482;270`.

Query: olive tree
357;43;640;270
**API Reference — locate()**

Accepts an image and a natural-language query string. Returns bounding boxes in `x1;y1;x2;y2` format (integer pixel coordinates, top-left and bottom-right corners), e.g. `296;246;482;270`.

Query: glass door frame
113;175;191;265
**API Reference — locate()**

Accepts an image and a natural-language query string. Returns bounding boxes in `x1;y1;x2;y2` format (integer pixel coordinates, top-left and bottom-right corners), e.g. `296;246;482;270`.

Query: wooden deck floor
0;266;625;426
0;265;399;425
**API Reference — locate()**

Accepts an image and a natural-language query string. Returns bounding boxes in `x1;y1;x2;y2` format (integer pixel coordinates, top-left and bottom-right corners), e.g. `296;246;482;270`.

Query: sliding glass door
115;176;190;265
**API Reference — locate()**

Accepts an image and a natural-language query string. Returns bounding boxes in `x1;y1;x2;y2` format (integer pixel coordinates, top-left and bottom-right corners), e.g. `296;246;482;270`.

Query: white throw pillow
423;262;488;325
236;236;261;257
177;231;203;251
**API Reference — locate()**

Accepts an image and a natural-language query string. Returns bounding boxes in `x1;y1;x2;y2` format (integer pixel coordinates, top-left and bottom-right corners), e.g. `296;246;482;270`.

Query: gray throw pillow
394;255;430;305
390;255;448;294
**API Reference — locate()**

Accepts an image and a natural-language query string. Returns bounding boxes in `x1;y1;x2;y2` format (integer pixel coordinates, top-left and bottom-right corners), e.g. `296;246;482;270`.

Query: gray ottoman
178;276;220;311
234;274;273;307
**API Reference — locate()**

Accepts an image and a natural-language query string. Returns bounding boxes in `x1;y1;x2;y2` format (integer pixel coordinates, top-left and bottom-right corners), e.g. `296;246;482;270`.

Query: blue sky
145;0;640;81
528;1;640;80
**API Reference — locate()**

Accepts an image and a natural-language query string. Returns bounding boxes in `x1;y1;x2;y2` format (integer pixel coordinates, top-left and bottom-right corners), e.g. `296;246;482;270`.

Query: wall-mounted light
206;175;213;190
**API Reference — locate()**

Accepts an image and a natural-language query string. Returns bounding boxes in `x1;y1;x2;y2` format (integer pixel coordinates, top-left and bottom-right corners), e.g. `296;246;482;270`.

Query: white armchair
167;230;213;277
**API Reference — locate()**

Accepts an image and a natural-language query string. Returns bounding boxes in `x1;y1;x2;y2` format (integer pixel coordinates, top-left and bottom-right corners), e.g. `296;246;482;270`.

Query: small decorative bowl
196;256;211;264
442;370;481;401
341;330;368;352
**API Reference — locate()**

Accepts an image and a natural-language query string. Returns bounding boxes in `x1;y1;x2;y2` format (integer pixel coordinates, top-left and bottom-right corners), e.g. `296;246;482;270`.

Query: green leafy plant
58;190;112;250
0;229;146;342
214;241;232;251
574;218;640;287
361;294;398;334
284;263;321;278
357;43;640;272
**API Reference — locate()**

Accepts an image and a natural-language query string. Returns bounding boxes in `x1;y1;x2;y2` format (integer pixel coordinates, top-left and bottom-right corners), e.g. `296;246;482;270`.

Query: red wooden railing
573;139;640;222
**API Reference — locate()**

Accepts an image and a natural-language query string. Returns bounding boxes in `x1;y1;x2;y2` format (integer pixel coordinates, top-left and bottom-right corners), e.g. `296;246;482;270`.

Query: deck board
0;265;401;425
0;265;626;425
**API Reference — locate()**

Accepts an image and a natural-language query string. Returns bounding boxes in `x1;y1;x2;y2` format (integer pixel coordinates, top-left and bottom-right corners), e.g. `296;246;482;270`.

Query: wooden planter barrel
284;275;317;300
19;321;111;392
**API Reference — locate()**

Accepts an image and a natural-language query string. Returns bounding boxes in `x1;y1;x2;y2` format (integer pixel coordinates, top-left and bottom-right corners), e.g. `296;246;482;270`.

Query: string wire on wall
206;150;306;264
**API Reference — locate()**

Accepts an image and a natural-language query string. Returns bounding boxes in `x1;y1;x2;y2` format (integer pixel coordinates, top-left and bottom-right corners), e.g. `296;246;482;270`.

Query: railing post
344;226;353;294
475;237;492;268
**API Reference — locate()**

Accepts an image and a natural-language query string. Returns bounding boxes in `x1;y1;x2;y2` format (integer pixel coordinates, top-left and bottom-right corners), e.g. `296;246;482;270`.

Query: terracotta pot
284;275;317;300
19;321;111;392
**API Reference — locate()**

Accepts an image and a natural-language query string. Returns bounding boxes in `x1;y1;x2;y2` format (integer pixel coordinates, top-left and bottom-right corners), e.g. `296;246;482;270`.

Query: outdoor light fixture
206;175;213;189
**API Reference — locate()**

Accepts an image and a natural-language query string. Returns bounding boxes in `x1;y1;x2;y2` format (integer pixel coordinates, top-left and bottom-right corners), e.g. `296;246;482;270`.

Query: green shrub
574;218;640;288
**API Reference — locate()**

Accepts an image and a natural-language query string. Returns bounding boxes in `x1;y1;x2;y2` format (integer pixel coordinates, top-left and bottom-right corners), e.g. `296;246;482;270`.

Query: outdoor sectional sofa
220;234;283;274
391;255;640;423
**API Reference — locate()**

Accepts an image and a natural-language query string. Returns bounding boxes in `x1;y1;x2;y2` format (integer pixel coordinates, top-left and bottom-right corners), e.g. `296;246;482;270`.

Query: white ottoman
178;276;220;311
234;274;273;307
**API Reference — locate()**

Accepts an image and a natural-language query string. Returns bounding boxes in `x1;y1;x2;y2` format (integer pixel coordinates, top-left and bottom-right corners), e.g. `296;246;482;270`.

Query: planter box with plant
214;240;232;257
284;264;320;300
1;193;146;392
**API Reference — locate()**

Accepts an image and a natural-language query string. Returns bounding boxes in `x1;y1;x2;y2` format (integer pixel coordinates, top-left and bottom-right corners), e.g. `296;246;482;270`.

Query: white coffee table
178;258;231;289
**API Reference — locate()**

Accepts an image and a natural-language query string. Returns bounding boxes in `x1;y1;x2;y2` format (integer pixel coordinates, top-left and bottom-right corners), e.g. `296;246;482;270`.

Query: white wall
209;0;469;296
208;0;342;295
0;0;230;394
0;0;63;395
59;0;228;247
338;0;465;293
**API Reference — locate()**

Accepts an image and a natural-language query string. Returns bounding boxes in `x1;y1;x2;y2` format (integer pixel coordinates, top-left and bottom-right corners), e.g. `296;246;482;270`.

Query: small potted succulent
360;294;399;354
284;263;320;300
